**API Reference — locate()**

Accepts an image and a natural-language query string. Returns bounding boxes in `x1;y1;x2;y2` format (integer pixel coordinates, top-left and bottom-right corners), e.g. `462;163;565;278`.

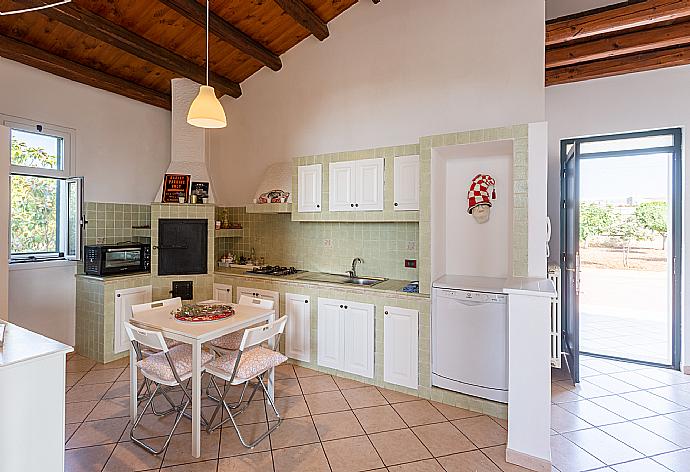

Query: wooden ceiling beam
157;0;282;71
546;0;690;46
0;34;170;109
273;0;329;41
546;20;690;68
546;44;690;85
21;1;241;98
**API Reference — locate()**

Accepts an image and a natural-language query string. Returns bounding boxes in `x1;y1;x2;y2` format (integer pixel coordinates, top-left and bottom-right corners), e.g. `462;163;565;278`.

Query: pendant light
187;0;227;128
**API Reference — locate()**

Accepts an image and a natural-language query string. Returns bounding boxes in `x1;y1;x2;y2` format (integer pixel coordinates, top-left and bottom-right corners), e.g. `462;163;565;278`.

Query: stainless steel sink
296;272;387;286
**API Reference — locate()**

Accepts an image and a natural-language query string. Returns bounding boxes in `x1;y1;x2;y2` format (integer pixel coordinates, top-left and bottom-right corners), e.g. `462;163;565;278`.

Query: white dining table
129;300;276;458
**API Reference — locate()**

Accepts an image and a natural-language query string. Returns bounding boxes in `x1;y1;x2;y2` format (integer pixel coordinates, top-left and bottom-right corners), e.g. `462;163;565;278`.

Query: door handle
575;252;580;295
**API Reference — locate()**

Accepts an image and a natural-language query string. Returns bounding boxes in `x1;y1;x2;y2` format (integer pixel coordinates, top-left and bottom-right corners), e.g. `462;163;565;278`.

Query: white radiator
548;266;562;368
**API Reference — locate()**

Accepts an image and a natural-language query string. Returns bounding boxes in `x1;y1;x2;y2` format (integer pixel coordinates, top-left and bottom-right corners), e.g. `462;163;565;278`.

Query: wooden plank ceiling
0;0;359;108
546;0;690;85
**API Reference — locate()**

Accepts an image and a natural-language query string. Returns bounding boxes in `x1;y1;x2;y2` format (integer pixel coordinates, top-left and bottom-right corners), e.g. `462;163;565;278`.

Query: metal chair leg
130;383;189;456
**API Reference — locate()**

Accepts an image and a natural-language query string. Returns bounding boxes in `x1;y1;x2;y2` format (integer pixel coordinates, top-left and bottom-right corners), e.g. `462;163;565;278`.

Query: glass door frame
560;127;683;370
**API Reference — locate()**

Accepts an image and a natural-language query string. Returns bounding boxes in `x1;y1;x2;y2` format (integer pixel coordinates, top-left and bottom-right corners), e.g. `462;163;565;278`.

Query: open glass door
561;142;580;384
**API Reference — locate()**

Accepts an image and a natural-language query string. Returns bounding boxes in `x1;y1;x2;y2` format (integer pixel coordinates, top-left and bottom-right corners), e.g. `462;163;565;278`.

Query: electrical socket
323;239;333;248
96;237;106;244
407;241;417;251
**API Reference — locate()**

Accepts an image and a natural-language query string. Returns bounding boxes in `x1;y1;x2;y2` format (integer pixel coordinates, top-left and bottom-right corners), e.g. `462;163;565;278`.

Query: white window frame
3;114;82;262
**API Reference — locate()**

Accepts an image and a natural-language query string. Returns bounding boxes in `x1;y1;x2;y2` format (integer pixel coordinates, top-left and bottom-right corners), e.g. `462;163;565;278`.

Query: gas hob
246;265;304;277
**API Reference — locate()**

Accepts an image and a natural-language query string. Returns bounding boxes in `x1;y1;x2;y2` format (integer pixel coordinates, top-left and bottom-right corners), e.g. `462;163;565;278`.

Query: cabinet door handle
316;204;320;208
305;300;309;304
394;202;399;207
117;294;121;298
344;305;348;309
350;204;354;208
226;289;230;292
385;310;388;315
355;204;359;207
340;305;343;308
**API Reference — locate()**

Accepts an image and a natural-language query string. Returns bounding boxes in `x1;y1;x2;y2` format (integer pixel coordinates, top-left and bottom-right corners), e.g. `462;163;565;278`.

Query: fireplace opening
158;219;208;275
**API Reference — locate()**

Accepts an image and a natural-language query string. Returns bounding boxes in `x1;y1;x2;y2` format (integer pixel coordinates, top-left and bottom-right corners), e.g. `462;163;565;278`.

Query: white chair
205;316;288;448
124;322;214;455
209;296;275;352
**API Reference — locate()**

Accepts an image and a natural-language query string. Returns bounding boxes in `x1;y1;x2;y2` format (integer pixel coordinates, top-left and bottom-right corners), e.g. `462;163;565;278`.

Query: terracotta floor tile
272;443;331;472
322;436;385;472
66;383;111;403
353;405;407;433
161;459;219;471
275;364;296;379
64;444;115;472
342;386;389;409
600;422;680;456
589;395;657;420
452;416;507;448
435;450;501;472
298;374;340;394
619;390;686;414
387;459;445;472
634;415;690;447
66;400;98;424
558;400;626;427
218;451;273;472
304;390;351;415
66;359;97;373
377;387;419;403
65;423;80;443
651;448;690;472
611;457;675;472
549;434;605;472
392;400;446;427
369;428;432;466
67;417;130;449
294;366;323;378
66;372;86;387
563;428;643;465
313;410;365;440
412;421;475;456
268;416;319;449
431;401;483;420
219;422;271;457
161;430;220;467
103;440;163;471
335;377;369;390
274;378;303;397
93;357;130;370
266;394;311;420
228;400;268;426
128;411;191;440
103;381;131;399
482;445;535;471
86;397;130;421
77;369;123;385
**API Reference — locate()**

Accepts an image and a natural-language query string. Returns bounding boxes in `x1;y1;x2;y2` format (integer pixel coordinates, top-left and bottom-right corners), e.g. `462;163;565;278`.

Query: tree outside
10;139;59;254
635;201;668;249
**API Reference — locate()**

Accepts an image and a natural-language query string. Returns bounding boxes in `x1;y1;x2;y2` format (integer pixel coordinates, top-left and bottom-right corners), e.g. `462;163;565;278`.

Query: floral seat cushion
141;338;183;356
210;331;244;351
138;344;214;383
207;347;287;382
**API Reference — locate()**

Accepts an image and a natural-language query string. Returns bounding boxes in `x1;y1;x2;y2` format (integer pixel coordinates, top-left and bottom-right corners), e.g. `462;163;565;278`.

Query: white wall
0;58;171;204
210;0;546;205
545;65;690;369
0;58;171;344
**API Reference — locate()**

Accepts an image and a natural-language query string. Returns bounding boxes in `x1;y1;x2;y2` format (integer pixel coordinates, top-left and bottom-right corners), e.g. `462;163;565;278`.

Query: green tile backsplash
215;207;420;281
83;202;151;246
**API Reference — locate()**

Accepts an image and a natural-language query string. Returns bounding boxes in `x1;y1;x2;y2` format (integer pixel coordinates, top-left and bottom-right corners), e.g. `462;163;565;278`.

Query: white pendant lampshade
186;0;227;129
187;85;226;128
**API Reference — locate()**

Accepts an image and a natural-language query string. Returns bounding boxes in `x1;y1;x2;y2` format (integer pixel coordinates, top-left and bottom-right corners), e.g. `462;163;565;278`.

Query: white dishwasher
432;287;508;403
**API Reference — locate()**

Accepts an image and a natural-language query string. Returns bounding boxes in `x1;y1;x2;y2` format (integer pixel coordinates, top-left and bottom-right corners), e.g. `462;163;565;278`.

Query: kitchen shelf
215;229;243;238
245;203;292;214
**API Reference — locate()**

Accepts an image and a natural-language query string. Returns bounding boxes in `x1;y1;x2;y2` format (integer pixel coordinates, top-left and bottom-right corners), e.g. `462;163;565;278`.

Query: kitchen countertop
75;272;152;282
432;274;557;298
0;322;73;368
215;267;428;299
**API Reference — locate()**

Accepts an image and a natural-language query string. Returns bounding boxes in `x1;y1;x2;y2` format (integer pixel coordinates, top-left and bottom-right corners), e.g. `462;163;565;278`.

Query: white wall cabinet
383;306;419;389
213;283;233;303
317;298;374;378
297;164;322;212
114;285;152;353
393;155;420;211
285;293;311;362
237;286;280;316
329;158;384;212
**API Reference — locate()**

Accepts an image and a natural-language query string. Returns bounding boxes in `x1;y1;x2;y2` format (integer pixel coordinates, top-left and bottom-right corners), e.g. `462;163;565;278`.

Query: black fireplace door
158;219;208;275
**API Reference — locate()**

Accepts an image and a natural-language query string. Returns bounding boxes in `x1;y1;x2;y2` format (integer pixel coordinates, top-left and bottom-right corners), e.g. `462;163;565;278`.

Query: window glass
580;135;674;154
10;128;63;170
10;175;59;255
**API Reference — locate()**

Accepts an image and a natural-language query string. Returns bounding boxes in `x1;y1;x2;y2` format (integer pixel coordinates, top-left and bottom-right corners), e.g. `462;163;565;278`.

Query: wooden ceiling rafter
0;33;170;108
273;0;329;41
157;0;282;72
17;0;241;98
546;0;690;85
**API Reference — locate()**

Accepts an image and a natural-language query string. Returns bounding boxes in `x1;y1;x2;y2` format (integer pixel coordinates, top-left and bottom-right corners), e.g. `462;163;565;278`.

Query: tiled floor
580;312;670;365
63;352;690;472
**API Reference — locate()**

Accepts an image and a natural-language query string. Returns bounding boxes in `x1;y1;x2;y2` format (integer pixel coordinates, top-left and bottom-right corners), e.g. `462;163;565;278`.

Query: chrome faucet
348;257;363;278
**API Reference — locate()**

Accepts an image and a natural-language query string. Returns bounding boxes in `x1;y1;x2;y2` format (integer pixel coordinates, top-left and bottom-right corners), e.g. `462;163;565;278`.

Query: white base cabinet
383;306;419;389
317;298;374;378
285;293;311;362
114;285;152;354
213;283;233;303
237;287;280;316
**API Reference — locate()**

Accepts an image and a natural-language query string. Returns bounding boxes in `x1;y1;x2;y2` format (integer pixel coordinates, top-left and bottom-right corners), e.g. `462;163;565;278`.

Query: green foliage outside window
635;201;668;249
10;139;58;254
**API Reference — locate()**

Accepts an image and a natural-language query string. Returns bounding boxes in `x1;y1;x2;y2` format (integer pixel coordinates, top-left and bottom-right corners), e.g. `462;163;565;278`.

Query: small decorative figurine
467;174;496;224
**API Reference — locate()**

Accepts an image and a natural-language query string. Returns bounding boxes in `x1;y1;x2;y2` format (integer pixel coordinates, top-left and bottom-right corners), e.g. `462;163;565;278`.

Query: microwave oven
84;243;151;276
